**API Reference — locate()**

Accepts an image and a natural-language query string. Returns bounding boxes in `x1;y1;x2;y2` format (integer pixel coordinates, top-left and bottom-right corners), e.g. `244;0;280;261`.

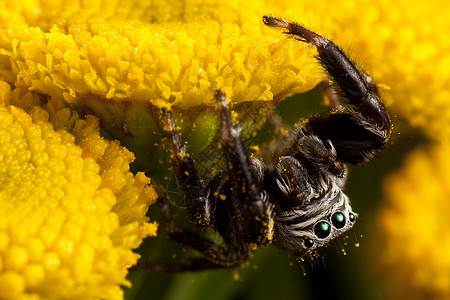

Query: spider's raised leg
263;16;392;164
261;81;343;166
215;90;274;245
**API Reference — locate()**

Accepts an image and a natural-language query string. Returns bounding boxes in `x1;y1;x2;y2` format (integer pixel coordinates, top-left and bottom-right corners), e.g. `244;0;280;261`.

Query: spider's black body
147;16;392;271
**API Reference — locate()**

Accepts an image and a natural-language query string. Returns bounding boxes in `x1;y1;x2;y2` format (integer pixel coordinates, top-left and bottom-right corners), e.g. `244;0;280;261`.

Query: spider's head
272;181;357;254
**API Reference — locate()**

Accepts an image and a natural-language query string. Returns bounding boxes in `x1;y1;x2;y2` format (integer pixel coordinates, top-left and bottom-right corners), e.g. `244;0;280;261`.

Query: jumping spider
146;16;392;271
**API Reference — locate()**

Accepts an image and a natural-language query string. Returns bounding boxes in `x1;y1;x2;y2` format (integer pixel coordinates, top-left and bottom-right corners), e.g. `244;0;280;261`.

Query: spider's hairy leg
215;90;274;245
133;194;241;271
263;15;392;164
151;109;248;268
162;109;214;227
262;15;326;46
137;195;226;271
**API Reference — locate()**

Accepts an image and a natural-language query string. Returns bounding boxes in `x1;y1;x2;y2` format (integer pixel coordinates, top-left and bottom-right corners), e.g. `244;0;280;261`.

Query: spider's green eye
314;221;331;239
331;212;346;229
304;237;314;248
349;212;356;222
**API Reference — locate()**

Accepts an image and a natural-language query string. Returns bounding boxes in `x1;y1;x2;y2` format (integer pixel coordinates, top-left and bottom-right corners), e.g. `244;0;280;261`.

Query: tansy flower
0;81;157;299
369;143;450;300
0;0;323;108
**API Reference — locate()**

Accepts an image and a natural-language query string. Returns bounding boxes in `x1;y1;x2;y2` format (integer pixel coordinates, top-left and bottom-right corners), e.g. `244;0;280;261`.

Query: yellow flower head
369;143;450;299
0;0;325;109
0;82;157;299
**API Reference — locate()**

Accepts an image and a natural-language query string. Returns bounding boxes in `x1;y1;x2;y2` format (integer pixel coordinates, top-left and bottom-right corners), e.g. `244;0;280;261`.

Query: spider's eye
314;221;331;239
349;212;356;222
331;212;346;229
304;238;314;248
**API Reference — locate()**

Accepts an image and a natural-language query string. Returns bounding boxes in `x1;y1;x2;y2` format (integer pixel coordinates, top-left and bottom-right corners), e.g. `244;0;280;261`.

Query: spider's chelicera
147;16;392;271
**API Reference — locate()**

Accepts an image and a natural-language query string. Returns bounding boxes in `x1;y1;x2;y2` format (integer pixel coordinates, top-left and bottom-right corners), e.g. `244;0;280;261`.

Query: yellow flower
0;82;157;299
0;0;323;109
369;143;450;300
